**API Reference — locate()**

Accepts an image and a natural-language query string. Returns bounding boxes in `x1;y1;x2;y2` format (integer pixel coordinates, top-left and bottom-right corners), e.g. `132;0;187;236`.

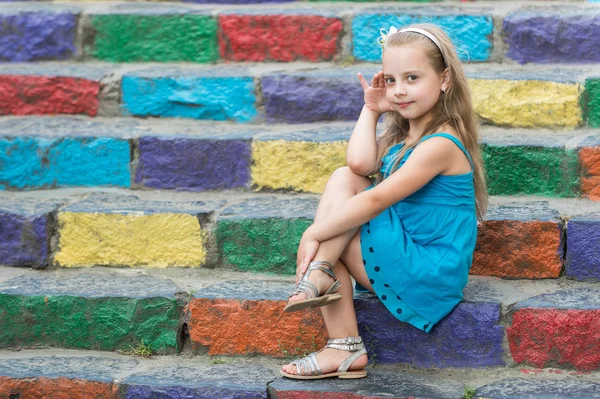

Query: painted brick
470;79;582;128
504;13;600;63
252;140;347;192
477;379;600;399
483;145;580;196
262;75;363;123
472;220;563;278
0;295;179;352
0;137;130;190
0;75;100;116
219;15;342;62
91;15;218;63
357;297;504;368
580;146;600;200
0;377;118;399
585;79;600;127
55;212;208;267
0;12;76;61
0;273;180;352
135;137;251;191
0;212;49;268
122;75;257;122
566;218;600;280
352;14;492;62
217;219;312;274
508;308;600;371
186;298;328;356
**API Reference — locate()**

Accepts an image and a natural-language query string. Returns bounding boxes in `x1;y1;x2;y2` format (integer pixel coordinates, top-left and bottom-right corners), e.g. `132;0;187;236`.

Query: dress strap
420;133;474;170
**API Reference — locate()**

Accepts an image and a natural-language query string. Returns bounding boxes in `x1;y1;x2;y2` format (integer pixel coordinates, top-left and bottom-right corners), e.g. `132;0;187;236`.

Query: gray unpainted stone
0;272;180;299
220;196;319;220
513;286;600;310
269;368;464;399
476;378;600;398
484;201;560;222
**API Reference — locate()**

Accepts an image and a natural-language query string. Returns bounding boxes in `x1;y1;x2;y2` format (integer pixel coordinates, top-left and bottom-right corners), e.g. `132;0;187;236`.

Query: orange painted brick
186;298;327;357
0;376;118;399
471;221;562;278
580;147;600;200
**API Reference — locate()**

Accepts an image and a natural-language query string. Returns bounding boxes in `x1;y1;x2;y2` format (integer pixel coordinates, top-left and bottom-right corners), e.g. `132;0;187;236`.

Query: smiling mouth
397;102;413;108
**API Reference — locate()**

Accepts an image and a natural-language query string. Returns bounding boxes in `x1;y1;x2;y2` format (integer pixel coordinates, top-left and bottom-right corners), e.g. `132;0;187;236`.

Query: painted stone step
0;350;278;399
1;264;600;371
1;117;599;200
0;63;598;129
475;378;600;399
2;190;600;280
186;277;600;370
1;2;599;65
0;269;183;353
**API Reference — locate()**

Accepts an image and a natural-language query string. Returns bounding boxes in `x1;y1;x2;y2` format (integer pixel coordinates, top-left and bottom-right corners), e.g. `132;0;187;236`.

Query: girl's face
382;44;447;126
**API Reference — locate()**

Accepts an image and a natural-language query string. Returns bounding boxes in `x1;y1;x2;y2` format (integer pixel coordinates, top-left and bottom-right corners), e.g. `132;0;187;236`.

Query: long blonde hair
376;23;488;220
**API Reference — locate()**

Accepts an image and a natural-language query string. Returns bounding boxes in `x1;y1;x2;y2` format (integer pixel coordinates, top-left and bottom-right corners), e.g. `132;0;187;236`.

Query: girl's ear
441;68;451;89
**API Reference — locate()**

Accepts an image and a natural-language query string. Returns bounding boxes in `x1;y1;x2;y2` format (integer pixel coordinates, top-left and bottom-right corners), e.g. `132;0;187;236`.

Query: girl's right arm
346;72;393;176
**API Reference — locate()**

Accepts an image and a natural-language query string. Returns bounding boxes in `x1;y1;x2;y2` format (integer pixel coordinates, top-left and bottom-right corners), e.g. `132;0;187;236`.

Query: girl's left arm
307;138;454;242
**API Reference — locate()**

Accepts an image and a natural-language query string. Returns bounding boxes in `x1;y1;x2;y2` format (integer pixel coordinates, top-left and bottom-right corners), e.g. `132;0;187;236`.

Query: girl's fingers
357;73;369;90
371;73;379;88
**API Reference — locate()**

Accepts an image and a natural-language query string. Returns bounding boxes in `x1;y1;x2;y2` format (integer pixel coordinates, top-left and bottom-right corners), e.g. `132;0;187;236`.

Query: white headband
378;26;447;65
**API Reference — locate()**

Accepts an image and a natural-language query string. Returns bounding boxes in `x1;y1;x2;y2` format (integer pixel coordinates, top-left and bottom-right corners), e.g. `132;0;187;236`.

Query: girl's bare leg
283;167;375;375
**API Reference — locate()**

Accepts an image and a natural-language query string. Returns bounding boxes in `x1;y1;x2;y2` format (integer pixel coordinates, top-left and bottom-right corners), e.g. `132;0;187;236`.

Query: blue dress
358;133;477;333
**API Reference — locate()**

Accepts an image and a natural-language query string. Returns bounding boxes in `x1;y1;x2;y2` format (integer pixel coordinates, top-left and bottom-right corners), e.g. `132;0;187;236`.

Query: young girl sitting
281;23;488;380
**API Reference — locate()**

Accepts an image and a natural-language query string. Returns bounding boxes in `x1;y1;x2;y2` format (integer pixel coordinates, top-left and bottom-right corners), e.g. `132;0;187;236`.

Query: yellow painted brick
469;79;582;128
55;212;206;267
252;140;347;193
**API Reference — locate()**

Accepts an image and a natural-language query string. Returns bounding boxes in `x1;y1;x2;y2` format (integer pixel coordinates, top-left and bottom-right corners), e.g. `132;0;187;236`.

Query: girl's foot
287;266;335;304
281;337;368;379
281;347;368;375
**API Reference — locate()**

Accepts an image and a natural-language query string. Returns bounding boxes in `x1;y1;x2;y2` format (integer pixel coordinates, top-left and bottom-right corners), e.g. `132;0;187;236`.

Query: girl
281;24;488;379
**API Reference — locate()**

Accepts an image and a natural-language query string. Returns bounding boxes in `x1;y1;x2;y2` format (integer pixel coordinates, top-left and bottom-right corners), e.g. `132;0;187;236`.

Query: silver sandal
284;260;342;313
281;336;368;380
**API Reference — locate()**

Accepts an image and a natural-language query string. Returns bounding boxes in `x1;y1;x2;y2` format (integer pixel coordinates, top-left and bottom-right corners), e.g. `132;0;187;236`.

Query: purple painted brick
504;14;600;63
566;220;600;281
0;212;48;267
356;296;505;367
124;386;266;399
135;137;251;191
261;75;363;123
0;13;76;61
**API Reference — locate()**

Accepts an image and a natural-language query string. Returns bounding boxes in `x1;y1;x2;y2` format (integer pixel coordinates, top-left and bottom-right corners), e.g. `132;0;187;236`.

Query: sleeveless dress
357;133;477;333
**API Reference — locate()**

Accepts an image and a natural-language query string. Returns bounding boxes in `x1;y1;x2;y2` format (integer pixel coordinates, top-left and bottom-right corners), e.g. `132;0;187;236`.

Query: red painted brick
471;221;562;278
0;75;100;116
219;15;343;62
507;309;600;371
185;298;327;356
0;376;118;398
580;147;600;201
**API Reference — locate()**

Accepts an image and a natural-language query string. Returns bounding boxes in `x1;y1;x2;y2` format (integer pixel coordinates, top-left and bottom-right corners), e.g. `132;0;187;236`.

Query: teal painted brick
121;76;257;122
0;137;130;190
352;14;493;62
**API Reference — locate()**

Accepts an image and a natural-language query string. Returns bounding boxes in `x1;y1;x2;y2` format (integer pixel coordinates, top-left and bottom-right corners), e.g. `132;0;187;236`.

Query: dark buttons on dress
396;308;403;314
369;247;374;253
369;279;374;284
374;266;380;272
381;295;387;300
362;259;366;265
384;284;390;288
397;296;401;300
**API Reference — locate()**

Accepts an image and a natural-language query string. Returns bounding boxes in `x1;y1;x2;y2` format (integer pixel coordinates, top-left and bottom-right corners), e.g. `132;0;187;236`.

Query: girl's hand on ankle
296;231;319;283
358;71;393;115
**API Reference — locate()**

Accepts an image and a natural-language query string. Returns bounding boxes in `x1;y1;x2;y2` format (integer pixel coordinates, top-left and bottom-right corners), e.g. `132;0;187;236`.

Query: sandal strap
289;278;319;299
288;260;338;300
291;352;322;376
326;336;364;352
306;261;336;280
338;348;367;373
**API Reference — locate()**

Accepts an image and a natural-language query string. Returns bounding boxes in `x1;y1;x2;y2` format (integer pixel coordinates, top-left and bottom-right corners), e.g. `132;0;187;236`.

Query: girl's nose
394;84;406;97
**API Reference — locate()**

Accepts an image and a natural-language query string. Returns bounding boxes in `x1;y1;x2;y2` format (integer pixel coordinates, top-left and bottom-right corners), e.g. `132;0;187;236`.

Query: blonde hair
375;23;488;220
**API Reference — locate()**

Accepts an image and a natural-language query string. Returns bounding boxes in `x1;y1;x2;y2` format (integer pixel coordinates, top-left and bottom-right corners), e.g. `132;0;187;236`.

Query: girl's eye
384;77;395;85
408;75;418;82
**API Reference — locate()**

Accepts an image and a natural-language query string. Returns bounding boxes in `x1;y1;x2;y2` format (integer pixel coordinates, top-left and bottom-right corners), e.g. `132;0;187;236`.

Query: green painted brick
217;218;312;274
483;145;580;197
91;15;218;62
585;79;600;127
0;294;180;353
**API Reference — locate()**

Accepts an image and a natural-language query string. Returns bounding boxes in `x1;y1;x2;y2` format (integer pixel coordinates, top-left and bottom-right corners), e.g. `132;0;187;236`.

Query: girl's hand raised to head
296;231;320;283
358;71;393;115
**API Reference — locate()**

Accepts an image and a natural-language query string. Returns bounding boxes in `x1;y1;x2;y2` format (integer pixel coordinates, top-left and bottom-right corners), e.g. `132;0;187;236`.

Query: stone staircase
1;0;600;398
